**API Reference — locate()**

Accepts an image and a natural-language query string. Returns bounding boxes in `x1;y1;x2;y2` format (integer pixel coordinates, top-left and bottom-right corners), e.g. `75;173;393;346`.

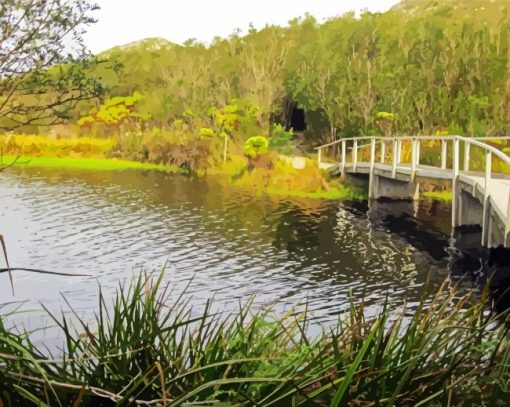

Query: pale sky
84;0;400;54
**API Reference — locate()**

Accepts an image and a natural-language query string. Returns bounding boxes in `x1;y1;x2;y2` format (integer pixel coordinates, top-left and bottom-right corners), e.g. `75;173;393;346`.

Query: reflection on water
0;167;492;339
449;227;510;313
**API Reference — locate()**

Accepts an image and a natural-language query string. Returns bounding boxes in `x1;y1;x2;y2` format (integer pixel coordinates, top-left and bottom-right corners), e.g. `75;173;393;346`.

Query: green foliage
1;154;185;173
10;0;510;170
208;99;259;139
244;136;269;158
0;0;102;130
269;124;293;151
0;274;509;405
19;0;509;140
422;190;453;201
0;134;114;158
78;91;149;128
199;127;215;138
182;108;194;118
376;111;395;121
374;111;396;136
111;126;211;171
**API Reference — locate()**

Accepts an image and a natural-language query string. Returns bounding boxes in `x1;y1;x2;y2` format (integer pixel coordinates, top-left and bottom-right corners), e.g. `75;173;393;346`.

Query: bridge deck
324;162;510;233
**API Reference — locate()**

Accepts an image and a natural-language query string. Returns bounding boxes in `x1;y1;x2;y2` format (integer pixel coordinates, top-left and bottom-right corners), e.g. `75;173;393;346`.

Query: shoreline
2;154;452;203
3;153;368;201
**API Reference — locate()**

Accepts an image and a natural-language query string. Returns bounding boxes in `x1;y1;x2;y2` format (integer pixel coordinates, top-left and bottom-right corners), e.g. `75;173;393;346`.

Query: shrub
269;124;293;154
109;126;211;172
244;136;269;158
375;111;396;121
199;127;215;138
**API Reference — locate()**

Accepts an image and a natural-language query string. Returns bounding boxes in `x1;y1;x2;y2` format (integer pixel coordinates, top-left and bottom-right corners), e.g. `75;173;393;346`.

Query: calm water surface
0;167;458;339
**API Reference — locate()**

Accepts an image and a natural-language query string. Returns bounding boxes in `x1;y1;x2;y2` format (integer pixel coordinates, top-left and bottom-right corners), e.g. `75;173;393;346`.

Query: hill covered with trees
66;0;510;143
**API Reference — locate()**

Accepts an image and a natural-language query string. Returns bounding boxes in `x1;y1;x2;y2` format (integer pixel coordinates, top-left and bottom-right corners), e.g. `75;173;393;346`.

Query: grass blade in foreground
0;273;509;406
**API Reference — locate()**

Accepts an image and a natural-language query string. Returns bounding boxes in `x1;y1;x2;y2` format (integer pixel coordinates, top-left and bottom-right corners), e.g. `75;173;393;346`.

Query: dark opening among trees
289;106;306;132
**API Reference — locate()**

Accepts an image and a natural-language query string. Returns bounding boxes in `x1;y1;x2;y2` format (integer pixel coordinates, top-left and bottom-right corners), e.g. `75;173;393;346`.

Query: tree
0;0;101;130
286;15;355;142
77;91;149;132
239;27;289;132
202;99;258;163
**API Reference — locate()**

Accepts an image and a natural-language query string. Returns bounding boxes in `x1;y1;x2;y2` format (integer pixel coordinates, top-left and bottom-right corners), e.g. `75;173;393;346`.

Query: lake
0;167;485;342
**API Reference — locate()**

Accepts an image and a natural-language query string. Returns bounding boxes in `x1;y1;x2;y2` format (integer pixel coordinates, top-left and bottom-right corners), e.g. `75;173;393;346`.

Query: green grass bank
2;154;186;173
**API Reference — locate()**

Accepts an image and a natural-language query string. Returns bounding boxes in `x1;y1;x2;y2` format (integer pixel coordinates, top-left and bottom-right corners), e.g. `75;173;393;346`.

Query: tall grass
0;134;115;158
0;273;509;406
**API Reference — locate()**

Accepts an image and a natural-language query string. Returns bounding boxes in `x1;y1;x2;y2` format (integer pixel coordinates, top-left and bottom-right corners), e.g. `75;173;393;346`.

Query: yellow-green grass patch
422;190;453;201
1;155;186;173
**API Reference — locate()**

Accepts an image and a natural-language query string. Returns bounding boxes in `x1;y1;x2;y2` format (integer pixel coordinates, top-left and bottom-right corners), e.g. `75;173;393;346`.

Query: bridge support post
505;189;510;247
464;142;471;172
411;138;417;180
415;139;420;166
481;151;492;246
459;189;485;227
452;137;460;227
353;140;358;172
341;140;346;178
392;139;397;178
370;175;419;200
482;200;491;247
369;137;376;198
441;140;447;169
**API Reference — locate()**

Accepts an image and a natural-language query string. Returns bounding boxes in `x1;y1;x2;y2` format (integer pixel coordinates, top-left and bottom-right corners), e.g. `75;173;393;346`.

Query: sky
84;0;400;54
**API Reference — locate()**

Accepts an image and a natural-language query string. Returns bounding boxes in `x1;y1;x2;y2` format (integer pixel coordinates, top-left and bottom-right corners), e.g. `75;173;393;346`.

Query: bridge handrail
474;136;510;140
316;135;510;167
315;136;379;149
458;136;510;166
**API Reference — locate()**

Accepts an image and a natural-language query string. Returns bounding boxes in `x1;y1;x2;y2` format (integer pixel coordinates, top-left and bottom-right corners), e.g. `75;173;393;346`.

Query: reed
0;274;508;406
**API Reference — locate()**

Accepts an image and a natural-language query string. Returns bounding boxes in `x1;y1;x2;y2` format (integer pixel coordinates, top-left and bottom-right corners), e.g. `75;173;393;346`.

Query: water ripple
0;168;453;333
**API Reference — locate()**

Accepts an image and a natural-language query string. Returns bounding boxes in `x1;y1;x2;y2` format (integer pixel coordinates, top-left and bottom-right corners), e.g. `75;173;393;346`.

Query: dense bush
110;125;212;173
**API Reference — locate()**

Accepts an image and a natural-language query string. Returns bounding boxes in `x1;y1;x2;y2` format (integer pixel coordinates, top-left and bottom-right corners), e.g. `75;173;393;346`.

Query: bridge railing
316;135;510;245
317;135;510;177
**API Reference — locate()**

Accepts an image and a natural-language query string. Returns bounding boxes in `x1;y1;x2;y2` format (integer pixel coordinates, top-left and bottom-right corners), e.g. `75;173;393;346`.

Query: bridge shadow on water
450;226;510;314
366;199;510;313
366;199;451;263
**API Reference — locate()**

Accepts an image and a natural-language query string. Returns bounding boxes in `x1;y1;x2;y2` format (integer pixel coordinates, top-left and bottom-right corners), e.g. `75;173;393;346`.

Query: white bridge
316;136;510;248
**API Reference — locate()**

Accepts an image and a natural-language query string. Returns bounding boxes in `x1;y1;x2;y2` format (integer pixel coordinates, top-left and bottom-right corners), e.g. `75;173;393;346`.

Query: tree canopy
0;0;102;129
